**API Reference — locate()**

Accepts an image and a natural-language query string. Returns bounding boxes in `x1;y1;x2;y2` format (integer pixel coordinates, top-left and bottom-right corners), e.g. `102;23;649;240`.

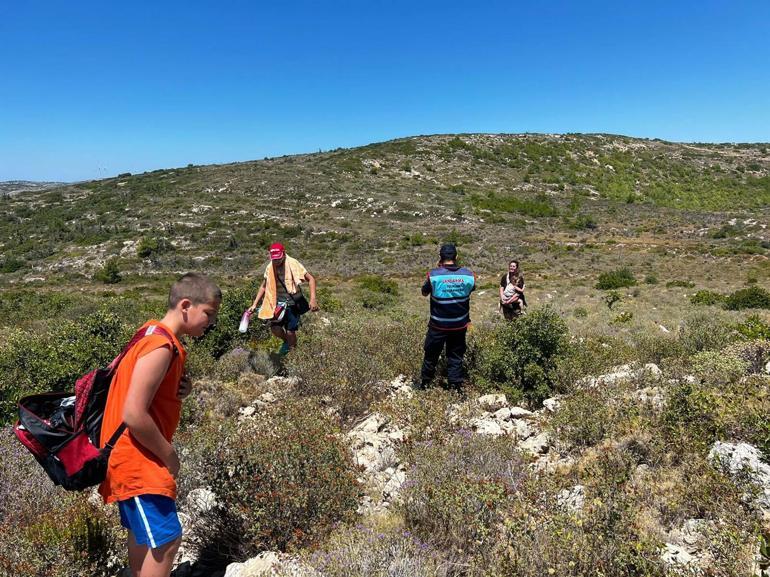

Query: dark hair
509;259;519;267
168;273;222;309
439;243;457;260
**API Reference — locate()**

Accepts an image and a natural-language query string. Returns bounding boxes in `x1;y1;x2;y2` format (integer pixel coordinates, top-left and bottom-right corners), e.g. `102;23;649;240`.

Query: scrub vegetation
1;133;770;575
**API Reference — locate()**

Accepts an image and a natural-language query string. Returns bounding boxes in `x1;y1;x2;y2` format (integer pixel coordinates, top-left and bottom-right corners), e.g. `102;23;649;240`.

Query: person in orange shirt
100;272;221;577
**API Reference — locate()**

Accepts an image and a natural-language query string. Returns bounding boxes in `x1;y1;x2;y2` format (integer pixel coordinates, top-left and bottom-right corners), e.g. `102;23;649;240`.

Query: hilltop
1;133;769;285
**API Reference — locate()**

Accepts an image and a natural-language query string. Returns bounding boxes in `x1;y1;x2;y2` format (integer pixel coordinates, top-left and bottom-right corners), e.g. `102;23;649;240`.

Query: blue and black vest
425;265;476;330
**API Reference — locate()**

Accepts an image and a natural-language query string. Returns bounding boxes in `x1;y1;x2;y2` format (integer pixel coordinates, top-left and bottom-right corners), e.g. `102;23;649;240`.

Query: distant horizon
2;130;769;184
2;0;768;182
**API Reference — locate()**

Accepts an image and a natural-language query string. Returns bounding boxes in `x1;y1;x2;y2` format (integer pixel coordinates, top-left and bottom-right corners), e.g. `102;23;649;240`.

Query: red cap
269;242;285;260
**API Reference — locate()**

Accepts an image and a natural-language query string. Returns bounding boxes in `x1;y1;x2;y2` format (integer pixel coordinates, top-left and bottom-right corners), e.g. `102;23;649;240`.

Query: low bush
724;339;770;374
190;399;359;569
287;523;456;577
662;372;770;453
548;381;642;452
469;307;570;405
677;310;736;355
286;314;424;422
400;430;526;563
690;350;748;387
724;286;770;310
735;315;770;340
499;448;666;576
0;256;25;273
136;236;172;258
612;311;633;324
383;387;470;449
595;268;636;290
690;289;725;306
554;335;635;390
94;257;122;284
355;275;399;310
631;331;684;365
0;309;130;423
0;429;122;577
603;290;622;309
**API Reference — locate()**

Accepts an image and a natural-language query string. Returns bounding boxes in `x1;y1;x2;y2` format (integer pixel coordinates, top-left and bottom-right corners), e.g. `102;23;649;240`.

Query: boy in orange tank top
99;273;221;577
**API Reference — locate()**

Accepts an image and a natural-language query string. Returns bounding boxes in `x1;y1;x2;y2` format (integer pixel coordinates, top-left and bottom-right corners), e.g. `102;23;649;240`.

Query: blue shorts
270;304;300;331
118;495;182;549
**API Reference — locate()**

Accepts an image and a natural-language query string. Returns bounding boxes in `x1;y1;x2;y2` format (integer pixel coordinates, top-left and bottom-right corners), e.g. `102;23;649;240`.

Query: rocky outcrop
709;441;770;515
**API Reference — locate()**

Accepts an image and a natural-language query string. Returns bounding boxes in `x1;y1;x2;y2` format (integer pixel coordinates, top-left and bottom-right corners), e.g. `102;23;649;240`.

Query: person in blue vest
419;243;476;390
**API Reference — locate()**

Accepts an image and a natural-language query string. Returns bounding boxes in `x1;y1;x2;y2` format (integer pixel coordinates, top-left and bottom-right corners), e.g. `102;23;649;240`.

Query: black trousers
420;327;467;388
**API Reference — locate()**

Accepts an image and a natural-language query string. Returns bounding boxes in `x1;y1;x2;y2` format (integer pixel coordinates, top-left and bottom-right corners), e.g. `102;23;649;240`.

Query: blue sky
1;0;768;181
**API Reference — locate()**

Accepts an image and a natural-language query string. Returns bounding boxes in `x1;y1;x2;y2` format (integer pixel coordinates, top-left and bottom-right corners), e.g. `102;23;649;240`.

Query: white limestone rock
709;441;770;512
557;485;585;513
477;393;508;412
224;552;281;577
520;431;550;455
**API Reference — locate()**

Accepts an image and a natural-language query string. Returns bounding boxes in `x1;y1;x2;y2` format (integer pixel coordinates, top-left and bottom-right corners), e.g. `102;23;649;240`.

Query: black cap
439;243;457;260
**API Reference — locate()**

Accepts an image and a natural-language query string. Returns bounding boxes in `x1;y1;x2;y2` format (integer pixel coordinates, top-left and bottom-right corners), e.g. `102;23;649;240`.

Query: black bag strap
104;423;127;449
275;264;301;305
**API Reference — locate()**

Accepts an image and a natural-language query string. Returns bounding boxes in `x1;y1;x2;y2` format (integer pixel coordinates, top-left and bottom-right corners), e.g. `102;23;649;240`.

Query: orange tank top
99;321;186;503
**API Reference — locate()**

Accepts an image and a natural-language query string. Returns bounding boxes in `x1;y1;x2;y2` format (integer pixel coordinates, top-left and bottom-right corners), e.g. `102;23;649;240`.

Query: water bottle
239;309;252;333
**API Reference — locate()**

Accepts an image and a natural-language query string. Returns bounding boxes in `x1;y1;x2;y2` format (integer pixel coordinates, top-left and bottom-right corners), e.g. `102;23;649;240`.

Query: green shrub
400;431;525;562
0;430;122;577
735;315;770;340
644;274;658;285
631;331;683;365
136;236;172;258
470;192;557;218
316;285;342;313
690;350;748;387
554;335;635;391
723;340;770;374
663;372;770;457
603;290;622;309
190;400;359;568
690;289;725;306
723;286;770;310
469;307;570;405
573;306;588;318
355;275;399;310
94;258;121;284
0;309;130;423
290;523;455;577
499;447;666;576
0;256;25;273
677;310;735;355
612;311;633;324
566;214;597;230
287;315;424;422
595;268;636;290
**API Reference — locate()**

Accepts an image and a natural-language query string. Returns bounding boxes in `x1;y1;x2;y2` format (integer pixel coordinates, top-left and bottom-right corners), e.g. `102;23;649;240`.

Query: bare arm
248;280;267;313
304;272;319;311
122;346;179;477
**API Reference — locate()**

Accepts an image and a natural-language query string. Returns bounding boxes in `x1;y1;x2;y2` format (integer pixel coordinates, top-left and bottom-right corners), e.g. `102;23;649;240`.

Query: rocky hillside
1;134;769;283
0;180;66;197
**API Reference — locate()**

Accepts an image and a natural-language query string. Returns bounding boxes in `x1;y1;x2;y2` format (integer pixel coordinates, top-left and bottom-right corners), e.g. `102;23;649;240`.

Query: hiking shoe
278;342;290;356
